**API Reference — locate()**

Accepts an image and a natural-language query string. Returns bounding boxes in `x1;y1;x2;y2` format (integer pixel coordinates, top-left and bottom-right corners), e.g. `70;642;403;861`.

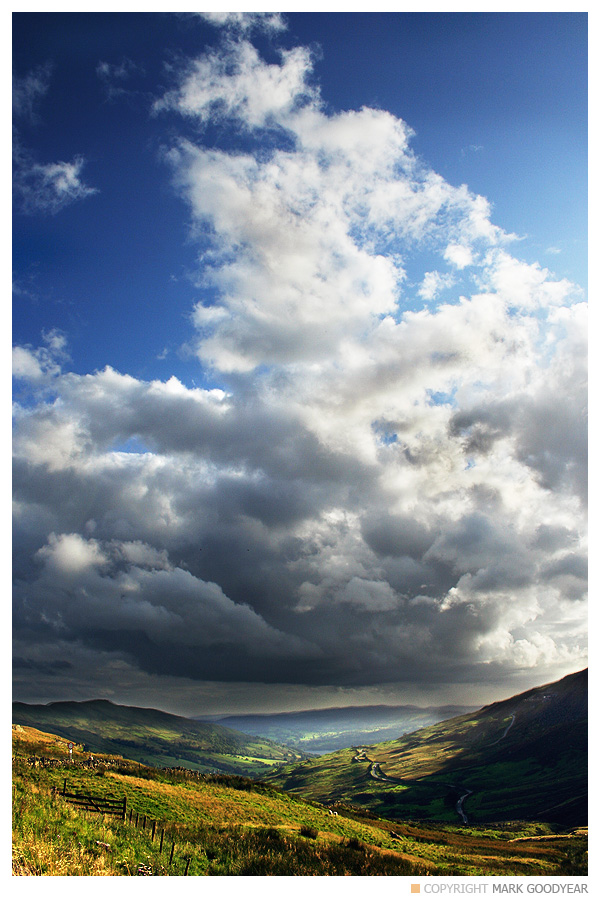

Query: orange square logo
411;887;420;895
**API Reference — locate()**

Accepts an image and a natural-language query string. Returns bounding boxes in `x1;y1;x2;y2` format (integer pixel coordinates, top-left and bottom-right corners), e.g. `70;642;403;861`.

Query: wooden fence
59;779;127;819
59;780;189;875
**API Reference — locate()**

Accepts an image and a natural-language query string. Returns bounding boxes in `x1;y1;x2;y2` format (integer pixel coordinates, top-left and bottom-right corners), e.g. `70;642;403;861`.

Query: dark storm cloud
13;657;73;674
12;293;587;698
361;512;435;560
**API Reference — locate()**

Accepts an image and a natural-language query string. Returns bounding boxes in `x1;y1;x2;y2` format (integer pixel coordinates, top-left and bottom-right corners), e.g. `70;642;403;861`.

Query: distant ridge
201;702;469;720
196;703;477;754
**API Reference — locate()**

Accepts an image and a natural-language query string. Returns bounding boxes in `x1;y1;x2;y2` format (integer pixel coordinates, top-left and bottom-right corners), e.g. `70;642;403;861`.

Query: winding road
367;759;473;823
488;713;516;746
370;762;400;782
456;789;473;824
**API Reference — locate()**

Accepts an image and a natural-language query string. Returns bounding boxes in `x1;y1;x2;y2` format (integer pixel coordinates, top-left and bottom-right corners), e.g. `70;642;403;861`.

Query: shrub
344;837;364;851
299;825;318;839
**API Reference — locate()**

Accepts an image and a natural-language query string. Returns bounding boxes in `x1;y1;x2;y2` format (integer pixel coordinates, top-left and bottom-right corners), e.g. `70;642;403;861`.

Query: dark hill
12;698;304;776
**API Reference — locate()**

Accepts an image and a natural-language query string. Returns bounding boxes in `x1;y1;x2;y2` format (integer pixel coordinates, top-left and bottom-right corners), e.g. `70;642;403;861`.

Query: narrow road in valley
364;760;473;825
456;789;473;824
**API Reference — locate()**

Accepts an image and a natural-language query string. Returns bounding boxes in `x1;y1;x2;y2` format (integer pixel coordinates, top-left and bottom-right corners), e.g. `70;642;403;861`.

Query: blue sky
13;11;587;385
12;12;587;715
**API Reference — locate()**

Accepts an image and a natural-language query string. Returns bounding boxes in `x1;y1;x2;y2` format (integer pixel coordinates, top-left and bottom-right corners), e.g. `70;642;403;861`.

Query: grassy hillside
269;670;587;828
12;724;587;876
12;698;303;777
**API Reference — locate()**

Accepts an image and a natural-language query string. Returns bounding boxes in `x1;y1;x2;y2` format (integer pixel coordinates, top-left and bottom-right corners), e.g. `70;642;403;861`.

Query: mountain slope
199;703;476;754
12;723;587;876
11;698;303;776
268;670;587;828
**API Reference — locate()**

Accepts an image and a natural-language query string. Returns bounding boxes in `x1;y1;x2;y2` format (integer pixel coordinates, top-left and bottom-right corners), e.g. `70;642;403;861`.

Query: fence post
151;821;156;841
142;815;146;829
184;857;191;876
169;842;175;866
159;829;164;853
62;778;67;796
122;796;127;822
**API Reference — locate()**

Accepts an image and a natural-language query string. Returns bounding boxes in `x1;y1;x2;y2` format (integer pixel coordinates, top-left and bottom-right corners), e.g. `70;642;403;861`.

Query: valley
198;703;476;754
12;670;587;875
12;723;587;876
267;670;588;828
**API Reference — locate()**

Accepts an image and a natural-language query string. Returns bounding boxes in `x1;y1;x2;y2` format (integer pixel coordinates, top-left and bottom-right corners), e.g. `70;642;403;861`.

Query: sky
12;10;588;717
